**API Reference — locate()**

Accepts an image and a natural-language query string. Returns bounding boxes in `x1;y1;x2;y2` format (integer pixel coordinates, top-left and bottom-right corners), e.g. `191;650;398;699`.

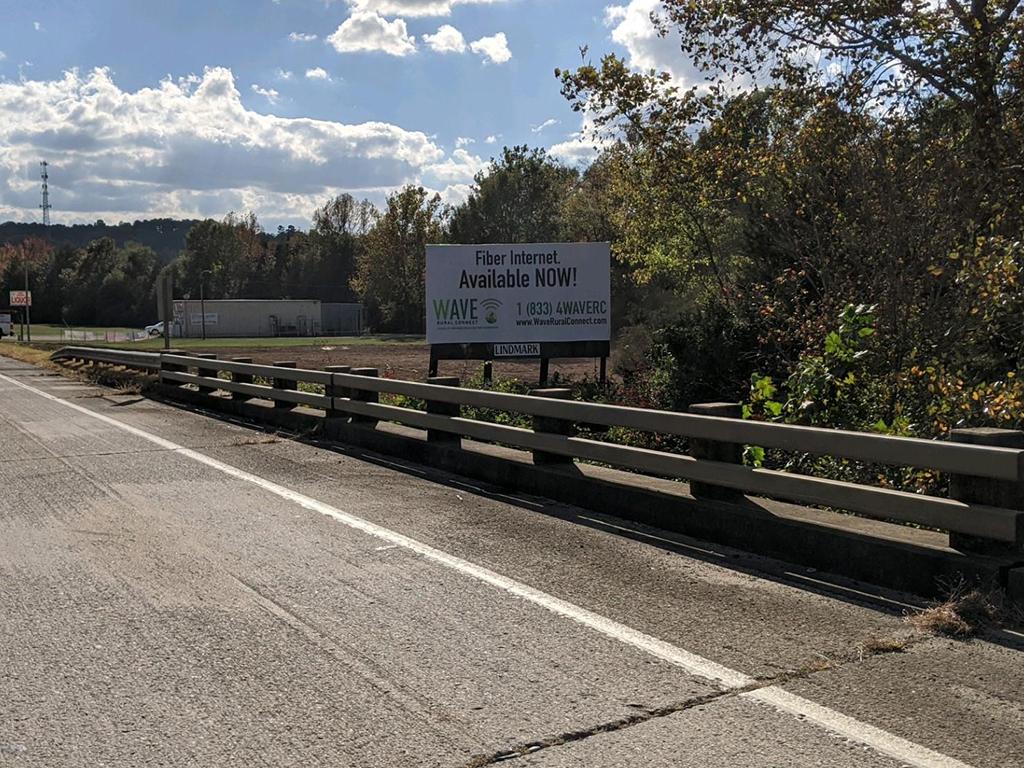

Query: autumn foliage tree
557;0;1024;436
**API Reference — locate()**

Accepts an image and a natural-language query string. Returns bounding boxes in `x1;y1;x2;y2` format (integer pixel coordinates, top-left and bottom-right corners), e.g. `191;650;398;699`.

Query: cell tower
39;161;52;226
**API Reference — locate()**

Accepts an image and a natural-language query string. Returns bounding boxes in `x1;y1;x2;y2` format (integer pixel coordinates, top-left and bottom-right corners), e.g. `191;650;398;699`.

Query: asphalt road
1;354;1022;767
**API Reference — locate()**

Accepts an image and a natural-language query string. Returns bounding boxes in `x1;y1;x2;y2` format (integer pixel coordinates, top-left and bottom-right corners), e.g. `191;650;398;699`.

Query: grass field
2;331;604;385
103;334;425;351
1;330;424;350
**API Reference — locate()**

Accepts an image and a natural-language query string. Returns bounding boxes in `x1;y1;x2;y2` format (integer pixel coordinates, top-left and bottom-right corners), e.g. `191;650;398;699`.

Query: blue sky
0;0;685;227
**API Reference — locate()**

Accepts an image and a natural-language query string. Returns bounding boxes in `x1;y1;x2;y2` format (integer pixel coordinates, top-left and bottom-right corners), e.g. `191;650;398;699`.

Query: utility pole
199;269;212;341
23;258;31;342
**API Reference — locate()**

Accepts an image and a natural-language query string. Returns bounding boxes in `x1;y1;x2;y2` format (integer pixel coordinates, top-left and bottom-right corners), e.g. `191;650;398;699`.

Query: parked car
0;312;12;339
144;321;164;337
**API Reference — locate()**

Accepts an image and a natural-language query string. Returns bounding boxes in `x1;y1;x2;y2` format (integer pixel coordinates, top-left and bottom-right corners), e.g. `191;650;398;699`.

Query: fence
52;346;1024;551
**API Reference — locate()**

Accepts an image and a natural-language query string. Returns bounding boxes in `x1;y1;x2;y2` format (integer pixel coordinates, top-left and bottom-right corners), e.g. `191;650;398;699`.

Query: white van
0;312;12;339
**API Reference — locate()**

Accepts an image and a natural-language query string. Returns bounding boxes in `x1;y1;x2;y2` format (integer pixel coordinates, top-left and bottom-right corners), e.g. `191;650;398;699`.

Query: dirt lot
199;341;609;385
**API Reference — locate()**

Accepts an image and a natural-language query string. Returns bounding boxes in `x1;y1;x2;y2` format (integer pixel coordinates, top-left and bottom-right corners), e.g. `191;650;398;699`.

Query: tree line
0;145;602;331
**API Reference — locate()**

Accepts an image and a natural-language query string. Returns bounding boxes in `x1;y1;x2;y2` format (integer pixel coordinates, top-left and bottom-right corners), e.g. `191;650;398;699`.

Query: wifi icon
481;298;502;325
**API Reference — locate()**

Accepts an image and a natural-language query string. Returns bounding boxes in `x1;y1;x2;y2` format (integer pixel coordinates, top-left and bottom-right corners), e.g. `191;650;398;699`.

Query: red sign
9;291;31;307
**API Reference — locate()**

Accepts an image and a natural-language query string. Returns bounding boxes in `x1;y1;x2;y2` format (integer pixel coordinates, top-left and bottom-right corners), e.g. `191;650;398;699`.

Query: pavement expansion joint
460;688;748;766
460;629;942;768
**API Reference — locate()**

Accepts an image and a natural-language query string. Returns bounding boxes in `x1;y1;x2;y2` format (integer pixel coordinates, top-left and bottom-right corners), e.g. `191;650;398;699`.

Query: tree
1;237;53;332
555;2;1024;441
656;0;1024;215
352;186;444;333
174;213;273;299
59;238;159;326
288;194;377;302
449;146;578;243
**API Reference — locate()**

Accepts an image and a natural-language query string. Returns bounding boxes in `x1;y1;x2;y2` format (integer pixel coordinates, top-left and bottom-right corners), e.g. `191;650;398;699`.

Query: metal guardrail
51;346;1024;546
52;346;161;371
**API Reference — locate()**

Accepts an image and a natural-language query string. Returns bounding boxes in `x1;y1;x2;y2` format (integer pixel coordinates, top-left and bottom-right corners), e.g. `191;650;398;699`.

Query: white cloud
251;84;280;104
455;136;474;148
0;52;6;62
33;21;42;31
305;67;331;80
531;118;558;133
423;147;484;183
328;11;417;57
469;32;511;64
288;32;318;42
348;0;508;17
547;136;603;165
484;134;499;144
276;68;294;81
436;183;472;205
423;24;466;54
547;115;610;165
605;0;701;85
0;67;453;225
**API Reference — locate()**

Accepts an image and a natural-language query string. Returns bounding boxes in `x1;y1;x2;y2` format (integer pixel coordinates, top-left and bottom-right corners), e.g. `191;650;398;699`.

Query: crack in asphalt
461;688;745;767
461;630;932;767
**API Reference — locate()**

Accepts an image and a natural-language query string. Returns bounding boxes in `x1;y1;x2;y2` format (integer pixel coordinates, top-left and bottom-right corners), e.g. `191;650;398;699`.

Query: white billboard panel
426;243;610;345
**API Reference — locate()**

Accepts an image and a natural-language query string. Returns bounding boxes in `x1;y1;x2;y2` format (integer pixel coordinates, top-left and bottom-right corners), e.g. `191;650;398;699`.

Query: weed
907;583;1002;637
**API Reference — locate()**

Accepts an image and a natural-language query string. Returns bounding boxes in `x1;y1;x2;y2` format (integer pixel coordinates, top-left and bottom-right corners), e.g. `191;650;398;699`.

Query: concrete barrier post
272;361;297;410
529;388;574;465
349;368;379;426
194;353;218;394
230;357;254;401
426;376;461;445
324;365;352;419
159;351;186;386
687;402;744;501
948;427;1024;554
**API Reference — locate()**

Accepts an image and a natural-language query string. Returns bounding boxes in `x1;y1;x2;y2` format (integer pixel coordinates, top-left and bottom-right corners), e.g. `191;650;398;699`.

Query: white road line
0;368;976;768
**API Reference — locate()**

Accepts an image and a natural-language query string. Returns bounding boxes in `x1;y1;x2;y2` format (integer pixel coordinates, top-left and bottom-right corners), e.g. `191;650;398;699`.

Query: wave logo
481;298;502;325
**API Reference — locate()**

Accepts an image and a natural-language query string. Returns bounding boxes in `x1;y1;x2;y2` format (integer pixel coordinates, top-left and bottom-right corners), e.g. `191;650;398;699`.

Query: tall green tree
449;146;578;243
288;194;376;302
352;186;444;333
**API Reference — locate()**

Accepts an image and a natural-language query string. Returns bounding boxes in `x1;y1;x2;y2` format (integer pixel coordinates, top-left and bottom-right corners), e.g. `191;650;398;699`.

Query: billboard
9;290;31;307
426;243;610;345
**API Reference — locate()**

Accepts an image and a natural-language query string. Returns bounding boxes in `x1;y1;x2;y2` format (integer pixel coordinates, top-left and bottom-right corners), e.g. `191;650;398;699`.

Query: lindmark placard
493;342;541;357
426;243;611;345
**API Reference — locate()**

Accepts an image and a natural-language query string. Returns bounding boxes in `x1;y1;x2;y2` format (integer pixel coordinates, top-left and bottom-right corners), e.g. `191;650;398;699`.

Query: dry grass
0;344;54;367
861;636;910;655
907;585;1002;637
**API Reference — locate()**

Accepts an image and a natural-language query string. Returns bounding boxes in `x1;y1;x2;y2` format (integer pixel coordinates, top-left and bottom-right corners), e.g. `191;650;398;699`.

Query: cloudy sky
0;0;686;228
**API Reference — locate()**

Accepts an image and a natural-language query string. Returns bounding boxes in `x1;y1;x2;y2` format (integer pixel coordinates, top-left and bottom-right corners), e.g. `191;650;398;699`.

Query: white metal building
171;299;362;338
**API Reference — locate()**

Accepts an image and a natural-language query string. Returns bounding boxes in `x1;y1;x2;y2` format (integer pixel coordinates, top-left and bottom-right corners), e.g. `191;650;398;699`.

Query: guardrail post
948;428;1024;553
324;365;351;419
230;357;254;401
272;361;297;410
426;376;461;445
159;351;186;386
350;368;379;426
687;402;744;501
194;353;218;394
529;388;574;465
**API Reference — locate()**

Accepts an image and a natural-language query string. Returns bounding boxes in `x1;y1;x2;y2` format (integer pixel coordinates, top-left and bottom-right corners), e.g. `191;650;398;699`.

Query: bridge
1;349;1022;767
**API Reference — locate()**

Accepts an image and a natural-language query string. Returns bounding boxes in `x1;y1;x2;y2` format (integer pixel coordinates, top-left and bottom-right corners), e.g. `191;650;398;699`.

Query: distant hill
0;219;203;264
